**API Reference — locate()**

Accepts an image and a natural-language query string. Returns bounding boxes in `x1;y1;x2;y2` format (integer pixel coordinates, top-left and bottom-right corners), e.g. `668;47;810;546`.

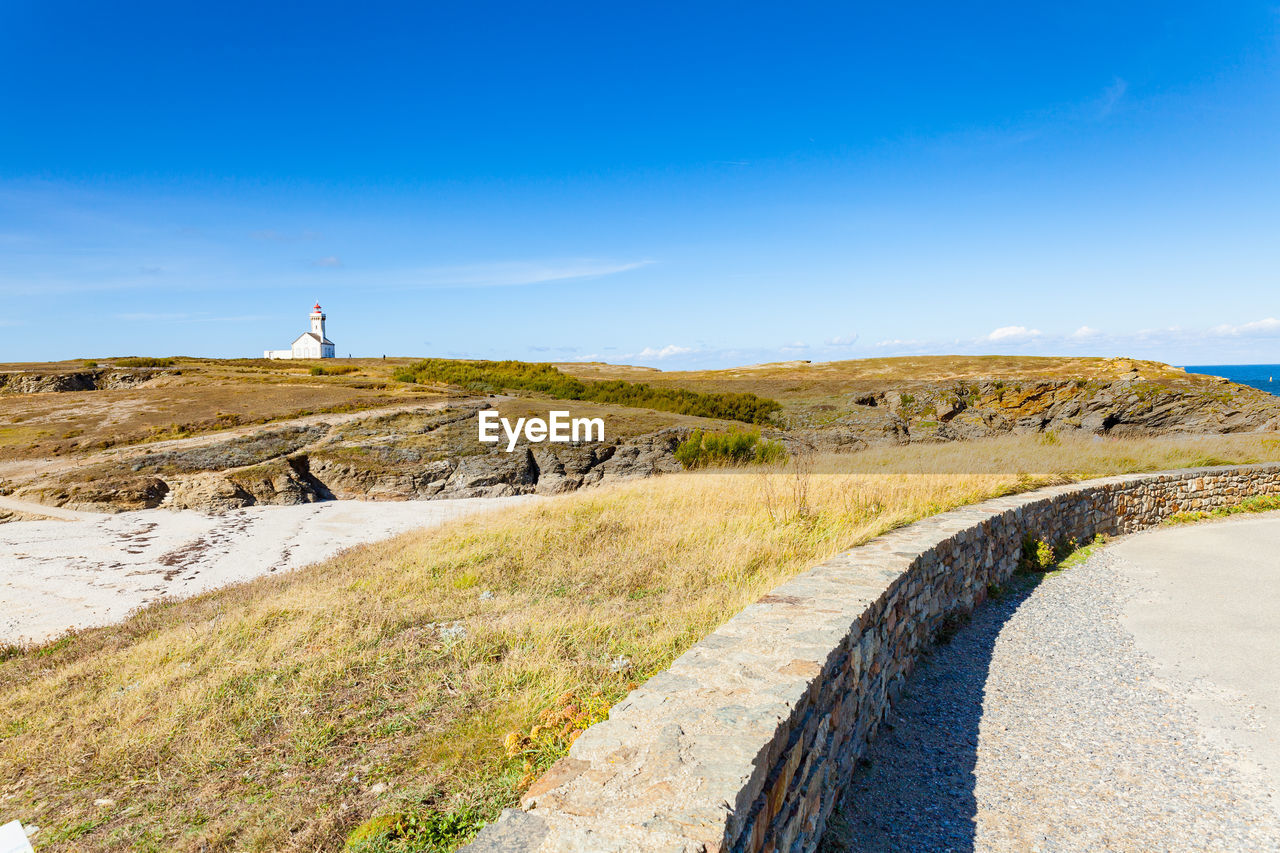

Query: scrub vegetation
112;357;176;368
392;358;783;424
3;433;1280;852
673;428;787;468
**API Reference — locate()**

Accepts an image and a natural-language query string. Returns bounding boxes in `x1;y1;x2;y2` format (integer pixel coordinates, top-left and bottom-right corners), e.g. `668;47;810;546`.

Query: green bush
1018;534;1057;572
82;360;98;368
310;364;358;376
344;807;485;852
115;357;174;368
395;359;782;424
674;429;787;469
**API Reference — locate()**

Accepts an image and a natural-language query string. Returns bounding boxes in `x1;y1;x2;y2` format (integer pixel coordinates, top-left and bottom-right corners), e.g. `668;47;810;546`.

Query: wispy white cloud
987;325;1042;342
402;259;652;289
1095;77;1128;118
311;256;343;268
1070;325;1100;339
825;334;859;346
631;344;694;360
114;312;192;321
1209;317;1280;336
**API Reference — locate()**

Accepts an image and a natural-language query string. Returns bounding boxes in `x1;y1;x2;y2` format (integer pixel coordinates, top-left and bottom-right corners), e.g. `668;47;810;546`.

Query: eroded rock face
305;429;687;505
166;473;255;512
0;368;172;394
0;372;98;393
26;424;694;515
17;475;170;513
802;378;1280;450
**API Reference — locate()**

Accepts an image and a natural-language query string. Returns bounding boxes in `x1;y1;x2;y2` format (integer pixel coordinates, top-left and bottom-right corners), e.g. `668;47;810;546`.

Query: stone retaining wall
465;463;1280;853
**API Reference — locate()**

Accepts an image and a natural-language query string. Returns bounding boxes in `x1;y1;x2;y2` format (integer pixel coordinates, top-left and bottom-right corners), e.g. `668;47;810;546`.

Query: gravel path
820;542;1280;852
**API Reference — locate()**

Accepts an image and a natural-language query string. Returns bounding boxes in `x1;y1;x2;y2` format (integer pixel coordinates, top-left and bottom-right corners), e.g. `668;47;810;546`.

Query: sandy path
0;496;535;645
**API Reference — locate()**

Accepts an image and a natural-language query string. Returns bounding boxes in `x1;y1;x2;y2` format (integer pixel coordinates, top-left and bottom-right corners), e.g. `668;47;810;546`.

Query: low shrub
343;807;485;853
674;429;786;469
1018;533;1104;572
394;359;782;424
310;364;359;376
114;357;174;368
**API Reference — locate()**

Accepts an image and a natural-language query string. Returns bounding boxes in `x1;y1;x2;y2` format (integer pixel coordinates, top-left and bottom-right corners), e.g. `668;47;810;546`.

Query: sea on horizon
1183;364;1280;396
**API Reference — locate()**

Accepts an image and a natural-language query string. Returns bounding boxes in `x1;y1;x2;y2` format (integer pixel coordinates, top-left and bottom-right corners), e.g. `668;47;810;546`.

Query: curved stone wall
466;463;1280;853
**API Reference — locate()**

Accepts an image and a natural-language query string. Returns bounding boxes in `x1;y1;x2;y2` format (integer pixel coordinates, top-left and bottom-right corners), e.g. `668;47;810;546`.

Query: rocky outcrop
26;426;691;515
801;378;1280;449
17;475;170;513
130;426;328;475
166;457;332;511
0;372;98;393
0;368;173;394
165;473;255;513
308;429;687;503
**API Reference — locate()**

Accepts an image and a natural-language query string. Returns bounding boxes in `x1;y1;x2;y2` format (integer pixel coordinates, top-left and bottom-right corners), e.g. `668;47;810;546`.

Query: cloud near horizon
986;325;1043;342
1210;317;1280;336
631;344;694;360
581;314;1280;370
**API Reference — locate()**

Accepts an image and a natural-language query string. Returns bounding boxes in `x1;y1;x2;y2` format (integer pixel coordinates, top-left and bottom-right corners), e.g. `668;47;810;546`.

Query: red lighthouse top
312;303;323;313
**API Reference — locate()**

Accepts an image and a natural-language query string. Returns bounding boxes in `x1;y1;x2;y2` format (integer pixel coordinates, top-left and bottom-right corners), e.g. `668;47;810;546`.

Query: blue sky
1;1;1278;367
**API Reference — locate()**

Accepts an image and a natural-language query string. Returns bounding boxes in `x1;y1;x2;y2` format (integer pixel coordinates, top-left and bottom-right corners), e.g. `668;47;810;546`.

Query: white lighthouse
264;302;337;359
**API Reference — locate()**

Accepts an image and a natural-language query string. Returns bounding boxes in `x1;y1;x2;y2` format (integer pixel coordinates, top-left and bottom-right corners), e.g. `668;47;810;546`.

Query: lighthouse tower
263;302;337;359
310;303;327;338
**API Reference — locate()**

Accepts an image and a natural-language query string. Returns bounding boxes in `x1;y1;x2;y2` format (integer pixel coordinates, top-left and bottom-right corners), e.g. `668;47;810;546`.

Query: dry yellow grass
557;354;1202;397
2;433;1279;851
0;358;433;461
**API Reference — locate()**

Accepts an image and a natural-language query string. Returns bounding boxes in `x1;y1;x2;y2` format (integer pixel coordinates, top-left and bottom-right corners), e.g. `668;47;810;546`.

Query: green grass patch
1018;533;1108;574
344;807;486;853
1165;493;1280;525
674;429;786;469
394;359;782;424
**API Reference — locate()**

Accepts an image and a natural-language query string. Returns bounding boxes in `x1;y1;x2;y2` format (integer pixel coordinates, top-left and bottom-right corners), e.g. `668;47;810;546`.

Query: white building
264;303;337;359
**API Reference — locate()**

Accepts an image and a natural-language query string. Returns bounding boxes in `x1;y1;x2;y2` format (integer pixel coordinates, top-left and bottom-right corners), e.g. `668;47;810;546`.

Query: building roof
292;332;335;346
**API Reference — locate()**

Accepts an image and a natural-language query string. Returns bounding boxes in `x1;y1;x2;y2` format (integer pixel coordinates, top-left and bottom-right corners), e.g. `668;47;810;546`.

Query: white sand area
0;497;535;645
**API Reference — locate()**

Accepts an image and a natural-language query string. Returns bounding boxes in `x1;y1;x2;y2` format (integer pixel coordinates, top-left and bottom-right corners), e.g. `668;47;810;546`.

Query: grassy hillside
0;358;437;461
558;355;1272;428
4;353;1272;464
3;432;1279;852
